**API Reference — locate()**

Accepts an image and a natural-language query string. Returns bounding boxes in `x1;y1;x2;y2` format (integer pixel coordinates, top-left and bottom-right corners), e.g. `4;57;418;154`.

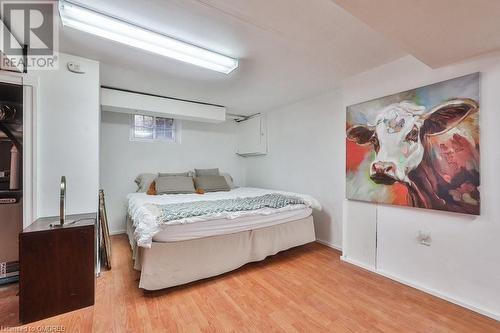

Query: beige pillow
156;176;196;194
194;175;230;192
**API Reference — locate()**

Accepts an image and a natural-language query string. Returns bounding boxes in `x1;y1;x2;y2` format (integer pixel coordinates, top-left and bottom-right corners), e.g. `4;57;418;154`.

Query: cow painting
346;73;480;215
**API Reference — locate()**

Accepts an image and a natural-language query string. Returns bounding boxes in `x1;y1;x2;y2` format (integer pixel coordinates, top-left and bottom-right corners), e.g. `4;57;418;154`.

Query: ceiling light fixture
58;1;239;74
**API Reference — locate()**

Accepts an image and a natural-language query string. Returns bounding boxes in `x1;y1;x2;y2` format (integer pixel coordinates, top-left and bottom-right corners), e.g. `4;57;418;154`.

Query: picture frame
346;73;480;215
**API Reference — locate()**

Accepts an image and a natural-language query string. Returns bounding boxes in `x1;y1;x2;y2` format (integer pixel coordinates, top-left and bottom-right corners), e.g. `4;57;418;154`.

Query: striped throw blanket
155;193;305;224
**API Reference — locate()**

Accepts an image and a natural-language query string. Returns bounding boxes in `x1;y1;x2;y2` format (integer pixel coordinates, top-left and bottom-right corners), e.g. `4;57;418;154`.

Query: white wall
245;90;344;249
100;111;245;234
34;53;100;218
341;53;500;320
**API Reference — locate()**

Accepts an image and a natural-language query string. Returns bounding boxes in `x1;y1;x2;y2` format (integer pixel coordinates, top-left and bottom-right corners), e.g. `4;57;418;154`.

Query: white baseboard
316;238;342;252
340;256;500;322
340;255;376;272
109;229;126;236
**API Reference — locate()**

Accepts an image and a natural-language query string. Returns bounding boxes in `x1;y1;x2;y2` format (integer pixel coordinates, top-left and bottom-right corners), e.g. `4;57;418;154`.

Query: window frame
129;114;181;143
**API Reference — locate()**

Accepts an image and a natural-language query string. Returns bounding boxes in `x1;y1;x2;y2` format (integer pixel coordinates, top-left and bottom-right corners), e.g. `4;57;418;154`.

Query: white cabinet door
236;115;267;156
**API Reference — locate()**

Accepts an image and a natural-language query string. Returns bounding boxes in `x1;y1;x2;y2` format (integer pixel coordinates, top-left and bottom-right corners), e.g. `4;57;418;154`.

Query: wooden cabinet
236;115;267;156
19;213;96;324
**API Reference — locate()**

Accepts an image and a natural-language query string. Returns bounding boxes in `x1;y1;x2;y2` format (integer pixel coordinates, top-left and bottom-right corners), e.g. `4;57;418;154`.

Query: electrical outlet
418;230;432;246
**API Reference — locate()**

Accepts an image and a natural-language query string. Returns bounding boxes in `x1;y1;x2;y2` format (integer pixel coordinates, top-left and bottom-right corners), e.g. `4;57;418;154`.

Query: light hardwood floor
1;235;499;332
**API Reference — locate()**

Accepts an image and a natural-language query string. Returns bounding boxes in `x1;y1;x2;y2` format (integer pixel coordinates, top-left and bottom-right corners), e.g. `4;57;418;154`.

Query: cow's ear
346;125;375;145
421;98;478;136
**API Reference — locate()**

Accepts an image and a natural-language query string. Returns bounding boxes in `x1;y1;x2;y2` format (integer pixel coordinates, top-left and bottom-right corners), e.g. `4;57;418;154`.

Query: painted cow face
346;99;478;185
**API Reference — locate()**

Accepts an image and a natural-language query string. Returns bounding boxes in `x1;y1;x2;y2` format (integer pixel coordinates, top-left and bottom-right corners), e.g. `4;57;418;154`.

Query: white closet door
236;115;267;156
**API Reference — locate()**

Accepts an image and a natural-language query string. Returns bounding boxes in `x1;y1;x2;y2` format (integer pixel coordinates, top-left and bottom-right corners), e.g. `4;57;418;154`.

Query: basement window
130;114;180;143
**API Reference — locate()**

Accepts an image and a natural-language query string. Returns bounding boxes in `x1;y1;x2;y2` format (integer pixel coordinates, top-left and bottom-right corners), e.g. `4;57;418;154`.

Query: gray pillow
135;173;158;192
158;172;191;177
194;176;230;192
156;176;196;194
221;172;236;189
195;168;220;177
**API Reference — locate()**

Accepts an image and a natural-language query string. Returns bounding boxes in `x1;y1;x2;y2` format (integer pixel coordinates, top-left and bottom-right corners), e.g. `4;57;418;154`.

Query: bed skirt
126;215;316;290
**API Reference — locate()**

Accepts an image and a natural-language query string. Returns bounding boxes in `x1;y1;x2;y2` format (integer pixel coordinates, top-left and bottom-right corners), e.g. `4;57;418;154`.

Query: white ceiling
333;0;500;68
58;0;405;115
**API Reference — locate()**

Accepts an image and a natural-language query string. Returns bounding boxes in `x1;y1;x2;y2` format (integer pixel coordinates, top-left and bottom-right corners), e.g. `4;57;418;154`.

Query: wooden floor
1;235;499;332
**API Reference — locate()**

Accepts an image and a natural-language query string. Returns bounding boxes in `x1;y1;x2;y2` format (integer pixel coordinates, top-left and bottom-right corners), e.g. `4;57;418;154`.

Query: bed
126;187;320;290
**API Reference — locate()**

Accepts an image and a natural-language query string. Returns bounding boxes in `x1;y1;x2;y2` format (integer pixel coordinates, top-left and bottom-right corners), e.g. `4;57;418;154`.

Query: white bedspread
127;187;321;248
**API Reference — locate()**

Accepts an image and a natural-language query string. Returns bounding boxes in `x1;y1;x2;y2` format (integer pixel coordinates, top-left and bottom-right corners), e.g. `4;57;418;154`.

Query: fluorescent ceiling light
58;1;238;74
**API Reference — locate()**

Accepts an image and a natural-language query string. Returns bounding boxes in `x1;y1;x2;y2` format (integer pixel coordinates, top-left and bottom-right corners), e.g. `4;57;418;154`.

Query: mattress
127;187;320;247
152;206;312;242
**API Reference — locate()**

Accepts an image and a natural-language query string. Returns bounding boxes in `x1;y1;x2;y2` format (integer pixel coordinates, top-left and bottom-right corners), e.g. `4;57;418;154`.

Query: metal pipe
100;85;225;108
9;145;19;190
